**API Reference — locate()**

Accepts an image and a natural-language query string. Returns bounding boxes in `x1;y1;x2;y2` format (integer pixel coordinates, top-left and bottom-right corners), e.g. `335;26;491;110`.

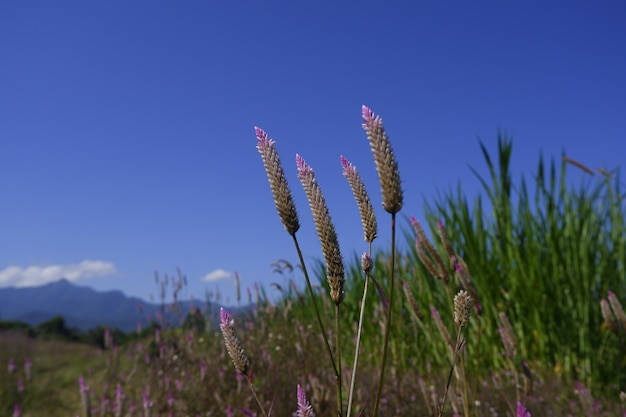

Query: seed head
607;291;626;332
454;290;472;328
361;252;373;274
411;216;448;283
256;127;300;235
431;305;452;347
601;299;619;333
361;105;403;214
297;154;345;305
219;308;251;375
296;384;315;417
341;155;377;243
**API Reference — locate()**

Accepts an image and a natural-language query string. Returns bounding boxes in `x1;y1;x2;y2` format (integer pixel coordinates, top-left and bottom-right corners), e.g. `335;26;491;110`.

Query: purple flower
296;384;315;417
517;401;531;417
142;390;152;410
79;376;89;394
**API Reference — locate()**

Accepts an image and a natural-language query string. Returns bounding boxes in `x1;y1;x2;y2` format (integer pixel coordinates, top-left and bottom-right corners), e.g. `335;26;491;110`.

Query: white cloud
0;260;117;288
201;268;232;282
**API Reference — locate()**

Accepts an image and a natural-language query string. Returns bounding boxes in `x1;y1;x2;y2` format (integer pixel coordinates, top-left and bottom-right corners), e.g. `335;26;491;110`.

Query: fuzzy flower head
297;154;345;305
517;401;531;417
219;308;251;375
453;290;472;328
341;155;377;243
361;105;403;214
256;127;300;235
296;384;315;417
361;252;373;274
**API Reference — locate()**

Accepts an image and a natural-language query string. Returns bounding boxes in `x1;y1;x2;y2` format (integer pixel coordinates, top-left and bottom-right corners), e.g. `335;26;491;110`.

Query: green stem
373;213;397;417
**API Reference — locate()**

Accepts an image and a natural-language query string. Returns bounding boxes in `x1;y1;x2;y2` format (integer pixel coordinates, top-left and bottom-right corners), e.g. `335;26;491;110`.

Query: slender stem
373;213;397;417
347;270;370;417
438;327;465;417
248;376;268;417
335;303;343;417
292;234;339;377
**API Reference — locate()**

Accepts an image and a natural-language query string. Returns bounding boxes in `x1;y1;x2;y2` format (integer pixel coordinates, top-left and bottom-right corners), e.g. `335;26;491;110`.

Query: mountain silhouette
0;279;234;332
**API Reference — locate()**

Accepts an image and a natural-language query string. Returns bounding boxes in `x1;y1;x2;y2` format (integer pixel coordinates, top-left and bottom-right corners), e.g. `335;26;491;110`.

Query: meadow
1;106;625;416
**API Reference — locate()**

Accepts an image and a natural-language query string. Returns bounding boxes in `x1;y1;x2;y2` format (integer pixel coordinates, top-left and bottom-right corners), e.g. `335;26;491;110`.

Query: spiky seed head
219;308;251;375
403;280;423;321
296;384;315;417
454;290;472;328
437;219;456;262
341;155;377;243
255;127;300;235
296;154;345;305
454;260;483;315
361;105;403;214
601;299;618;334
498;311;517;348
411;216;448;283
607;291;626;332
431;305;452;347
361;253;373;273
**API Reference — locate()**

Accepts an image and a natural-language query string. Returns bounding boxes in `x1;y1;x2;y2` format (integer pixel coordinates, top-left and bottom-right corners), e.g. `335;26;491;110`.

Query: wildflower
453;290;472;328
341;155;377;243
79;376;91;417
219;308;251;375
411;216;448;283
361;253;373;274
454;260;483;315
142;390;153;417
517;401;531;417
431;305;452;347
499;311;517;357
297;154;345;305
361;105;403;214
114;384;125;417
607;291;626;331
256;127;300;235
403;281;423;321
296;384;315;417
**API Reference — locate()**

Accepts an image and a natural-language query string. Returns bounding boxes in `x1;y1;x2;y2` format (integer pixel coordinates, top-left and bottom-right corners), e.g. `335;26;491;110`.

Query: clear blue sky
1;2;624;306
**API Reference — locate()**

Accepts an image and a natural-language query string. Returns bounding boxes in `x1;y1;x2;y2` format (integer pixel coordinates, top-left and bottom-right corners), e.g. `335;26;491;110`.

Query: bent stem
372;213;398;417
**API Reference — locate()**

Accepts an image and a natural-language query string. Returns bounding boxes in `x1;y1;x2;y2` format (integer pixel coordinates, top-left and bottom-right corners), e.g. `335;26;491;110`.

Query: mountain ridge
0;279;237;332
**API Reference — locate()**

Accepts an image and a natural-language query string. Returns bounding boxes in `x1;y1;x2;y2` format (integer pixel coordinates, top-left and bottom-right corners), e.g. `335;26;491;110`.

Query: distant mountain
0;279;245;332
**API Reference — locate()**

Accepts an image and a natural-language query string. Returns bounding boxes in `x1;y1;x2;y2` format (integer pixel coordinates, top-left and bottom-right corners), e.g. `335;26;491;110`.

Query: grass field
1;112;625;416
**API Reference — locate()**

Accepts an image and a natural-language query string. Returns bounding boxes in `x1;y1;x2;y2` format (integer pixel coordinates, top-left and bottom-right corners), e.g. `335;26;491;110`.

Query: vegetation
1;107;625;416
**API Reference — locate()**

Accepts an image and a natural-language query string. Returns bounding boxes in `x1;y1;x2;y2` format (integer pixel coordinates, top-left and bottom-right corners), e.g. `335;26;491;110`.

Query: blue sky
1;2;624;306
